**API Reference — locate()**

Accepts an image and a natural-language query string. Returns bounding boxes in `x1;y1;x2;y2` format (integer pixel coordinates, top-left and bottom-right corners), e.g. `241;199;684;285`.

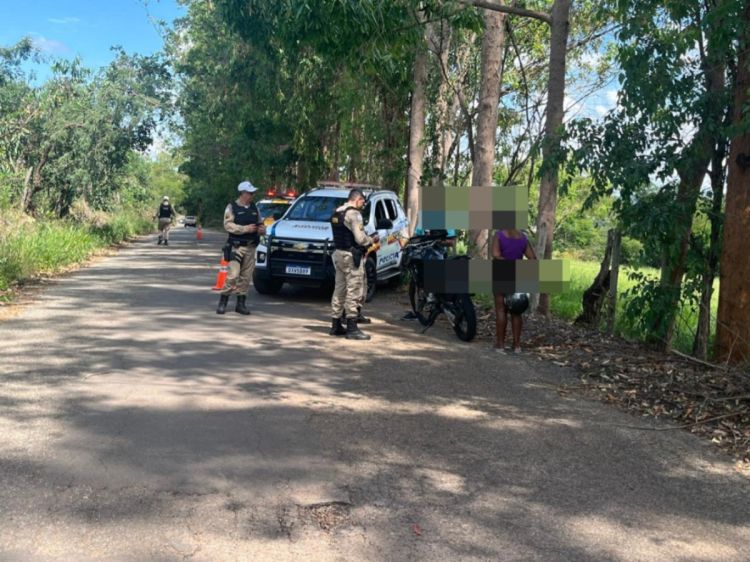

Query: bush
0;209;152;294
91;210;151;244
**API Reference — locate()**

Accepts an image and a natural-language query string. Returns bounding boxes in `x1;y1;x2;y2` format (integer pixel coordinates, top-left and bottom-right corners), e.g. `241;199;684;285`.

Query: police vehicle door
373;199;400;269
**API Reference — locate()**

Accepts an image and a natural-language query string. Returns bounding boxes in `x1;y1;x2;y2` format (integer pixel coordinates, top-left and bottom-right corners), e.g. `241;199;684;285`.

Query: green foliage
0;209;151;294
0;39;175;297
559;0;744;347
172;0;442;218
0;41;172;217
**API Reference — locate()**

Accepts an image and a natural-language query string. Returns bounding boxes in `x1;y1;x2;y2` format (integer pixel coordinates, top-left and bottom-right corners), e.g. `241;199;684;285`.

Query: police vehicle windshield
286;196;347;222
257;201;290;220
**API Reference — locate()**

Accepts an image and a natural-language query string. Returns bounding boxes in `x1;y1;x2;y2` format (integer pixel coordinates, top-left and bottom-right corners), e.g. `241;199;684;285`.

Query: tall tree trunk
19;166;33;212
716;12;750;363
575;229;615;327
471;8;506;258
331;121;341;181
406;24;429;236
349;107;362;182
534;0;571;316
693;138;727;359
654;56;727;349
23;146;52;215
380;89;406;191
430;20;453;177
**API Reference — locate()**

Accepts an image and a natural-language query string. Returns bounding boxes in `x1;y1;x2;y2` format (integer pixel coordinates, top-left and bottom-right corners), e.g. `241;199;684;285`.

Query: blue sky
0;0;185;77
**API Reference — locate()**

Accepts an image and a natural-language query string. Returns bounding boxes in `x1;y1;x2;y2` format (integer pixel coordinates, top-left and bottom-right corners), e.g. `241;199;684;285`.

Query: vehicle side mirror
376;218;393;230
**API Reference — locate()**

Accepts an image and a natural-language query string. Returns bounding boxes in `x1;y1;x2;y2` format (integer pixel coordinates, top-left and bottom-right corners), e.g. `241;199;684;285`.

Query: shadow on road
1;230;748;561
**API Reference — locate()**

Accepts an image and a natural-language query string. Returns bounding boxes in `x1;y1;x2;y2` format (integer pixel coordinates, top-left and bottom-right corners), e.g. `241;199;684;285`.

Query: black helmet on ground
504;293;530;315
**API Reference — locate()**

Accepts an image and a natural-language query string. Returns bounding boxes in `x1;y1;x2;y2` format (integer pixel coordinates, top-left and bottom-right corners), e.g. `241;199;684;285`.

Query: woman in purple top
492;229;537;353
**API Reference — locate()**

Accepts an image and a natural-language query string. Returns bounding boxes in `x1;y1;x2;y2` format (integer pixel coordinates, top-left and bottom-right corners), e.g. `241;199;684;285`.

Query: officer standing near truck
330;189;379;340
216;180;265;315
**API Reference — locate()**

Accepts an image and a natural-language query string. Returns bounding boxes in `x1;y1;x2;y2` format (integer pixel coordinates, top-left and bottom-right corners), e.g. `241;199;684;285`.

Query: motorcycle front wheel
447;294;477;342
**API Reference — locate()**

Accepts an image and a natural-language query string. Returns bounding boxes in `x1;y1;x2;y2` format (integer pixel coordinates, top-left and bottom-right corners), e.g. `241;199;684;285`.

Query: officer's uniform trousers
331;249;365;319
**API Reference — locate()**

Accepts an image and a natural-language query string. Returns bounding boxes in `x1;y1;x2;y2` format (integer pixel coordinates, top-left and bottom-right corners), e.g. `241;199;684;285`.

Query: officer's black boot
216;294;229;315
356;307;371;324
346;318;370;340
235;295;251;315
329;318;346;336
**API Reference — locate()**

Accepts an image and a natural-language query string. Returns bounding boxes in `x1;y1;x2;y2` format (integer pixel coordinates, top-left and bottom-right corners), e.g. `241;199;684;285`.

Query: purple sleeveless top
497;231;528;260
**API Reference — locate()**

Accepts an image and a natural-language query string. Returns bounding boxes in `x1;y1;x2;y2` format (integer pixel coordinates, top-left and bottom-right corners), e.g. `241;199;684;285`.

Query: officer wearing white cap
216;180;266;315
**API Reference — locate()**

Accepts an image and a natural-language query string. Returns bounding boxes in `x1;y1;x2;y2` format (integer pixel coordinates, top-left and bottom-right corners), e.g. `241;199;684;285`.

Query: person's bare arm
492;232;503;259
524;240;537;259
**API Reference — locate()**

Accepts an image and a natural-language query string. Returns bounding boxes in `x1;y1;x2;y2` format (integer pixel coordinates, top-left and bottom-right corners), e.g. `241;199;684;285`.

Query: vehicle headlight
257;251;267;263
259;235;267;245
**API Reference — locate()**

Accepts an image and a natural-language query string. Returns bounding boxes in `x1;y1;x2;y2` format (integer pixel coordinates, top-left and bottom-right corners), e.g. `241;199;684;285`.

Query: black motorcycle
403;232;477;342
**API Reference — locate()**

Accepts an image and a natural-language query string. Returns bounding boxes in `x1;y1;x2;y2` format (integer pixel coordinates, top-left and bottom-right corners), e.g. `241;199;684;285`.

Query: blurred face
239;190;254;204
351;195;365;209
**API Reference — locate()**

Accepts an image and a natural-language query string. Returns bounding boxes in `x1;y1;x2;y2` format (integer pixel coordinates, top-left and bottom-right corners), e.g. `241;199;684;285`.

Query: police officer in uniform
330;189;379;340
216;181;266;315
155;196;176;245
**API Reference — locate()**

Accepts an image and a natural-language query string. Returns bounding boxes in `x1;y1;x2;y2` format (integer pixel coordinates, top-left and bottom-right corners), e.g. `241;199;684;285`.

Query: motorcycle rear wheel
408;277;433;327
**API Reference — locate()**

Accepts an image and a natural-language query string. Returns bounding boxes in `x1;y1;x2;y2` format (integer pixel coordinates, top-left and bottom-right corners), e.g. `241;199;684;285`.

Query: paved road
0;227;748;561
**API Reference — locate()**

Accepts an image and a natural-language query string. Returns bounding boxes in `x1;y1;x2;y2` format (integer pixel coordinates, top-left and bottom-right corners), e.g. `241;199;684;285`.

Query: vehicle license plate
285;265;311;276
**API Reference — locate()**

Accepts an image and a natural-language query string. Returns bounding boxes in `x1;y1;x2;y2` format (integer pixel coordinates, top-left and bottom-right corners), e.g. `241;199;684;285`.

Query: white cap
238;180;257;193
162;195;169;200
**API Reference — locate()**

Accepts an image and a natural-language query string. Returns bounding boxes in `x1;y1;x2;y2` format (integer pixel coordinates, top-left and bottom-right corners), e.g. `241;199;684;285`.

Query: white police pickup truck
252;184;408;301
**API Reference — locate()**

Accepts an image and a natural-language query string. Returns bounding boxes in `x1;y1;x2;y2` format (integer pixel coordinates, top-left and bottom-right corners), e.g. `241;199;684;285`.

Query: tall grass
473;258;718;355
551;259;718;354
0;209;152;295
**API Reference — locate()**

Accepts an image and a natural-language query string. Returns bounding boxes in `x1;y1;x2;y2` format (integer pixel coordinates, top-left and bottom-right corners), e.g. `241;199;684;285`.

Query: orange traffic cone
196;225;204;241
212;258;229;291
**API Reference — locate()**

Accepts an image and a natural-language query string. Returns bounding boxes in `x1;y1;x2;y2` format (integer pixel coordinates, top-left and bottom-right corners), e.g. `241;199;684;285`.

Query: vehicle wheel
365;256;377;303
408;277;432;327
253;270;283;295
450;294;477;342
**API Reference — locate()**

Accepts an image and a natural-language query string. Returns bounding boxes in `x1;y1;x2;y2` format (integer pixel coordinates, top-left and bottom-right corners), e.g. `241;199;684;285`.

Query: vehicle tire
365;256;377;303
451;294;477;342
408;277;432;327
253;270;283;295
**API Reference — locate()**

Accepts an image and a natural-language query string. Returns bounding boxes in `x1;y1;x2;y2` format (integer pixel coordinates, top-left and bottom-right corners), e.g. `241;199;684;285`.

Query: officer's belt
228;239;257;247
335;246;365;253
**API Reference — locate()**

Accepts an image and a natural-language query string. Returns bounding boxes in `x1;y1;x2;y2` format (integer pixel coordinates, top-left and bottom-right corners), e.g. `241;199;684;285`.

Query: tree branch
458;0;552;25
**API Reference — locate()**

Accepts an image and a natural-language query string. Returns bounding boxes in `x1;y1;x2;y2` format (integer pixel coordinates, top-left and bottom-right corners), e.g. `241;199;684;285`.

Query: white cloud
30;34;69;55
595;105;609;116
580;51;602;69
48;17;80;25
564;94;584;117
606;89;618;105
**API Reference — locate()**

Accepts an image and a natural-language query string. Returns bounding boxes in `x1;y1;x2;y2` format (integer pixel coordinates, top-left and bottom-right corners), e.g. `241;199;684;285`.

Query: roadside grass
475;257;719;355
0;209;152;297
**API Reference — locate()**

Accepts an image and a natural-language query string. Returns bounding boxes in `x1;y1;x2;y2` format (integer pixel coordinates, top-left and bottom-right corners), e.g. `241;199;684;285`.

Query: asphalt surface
0;227;748;562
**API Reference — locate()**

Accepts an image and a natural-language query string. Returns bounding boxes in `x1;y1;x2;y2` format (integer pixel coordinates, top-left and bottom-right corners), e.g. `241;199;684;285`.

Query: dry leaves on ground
475;307;750;464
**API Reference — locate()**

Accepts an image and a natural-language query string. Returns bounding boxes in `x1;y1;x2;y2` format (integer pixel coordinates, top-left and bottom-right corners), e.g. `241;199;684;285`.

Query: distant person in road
216;181;266;315
330;189;379;340
492;229;537;354
155;196;176;245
